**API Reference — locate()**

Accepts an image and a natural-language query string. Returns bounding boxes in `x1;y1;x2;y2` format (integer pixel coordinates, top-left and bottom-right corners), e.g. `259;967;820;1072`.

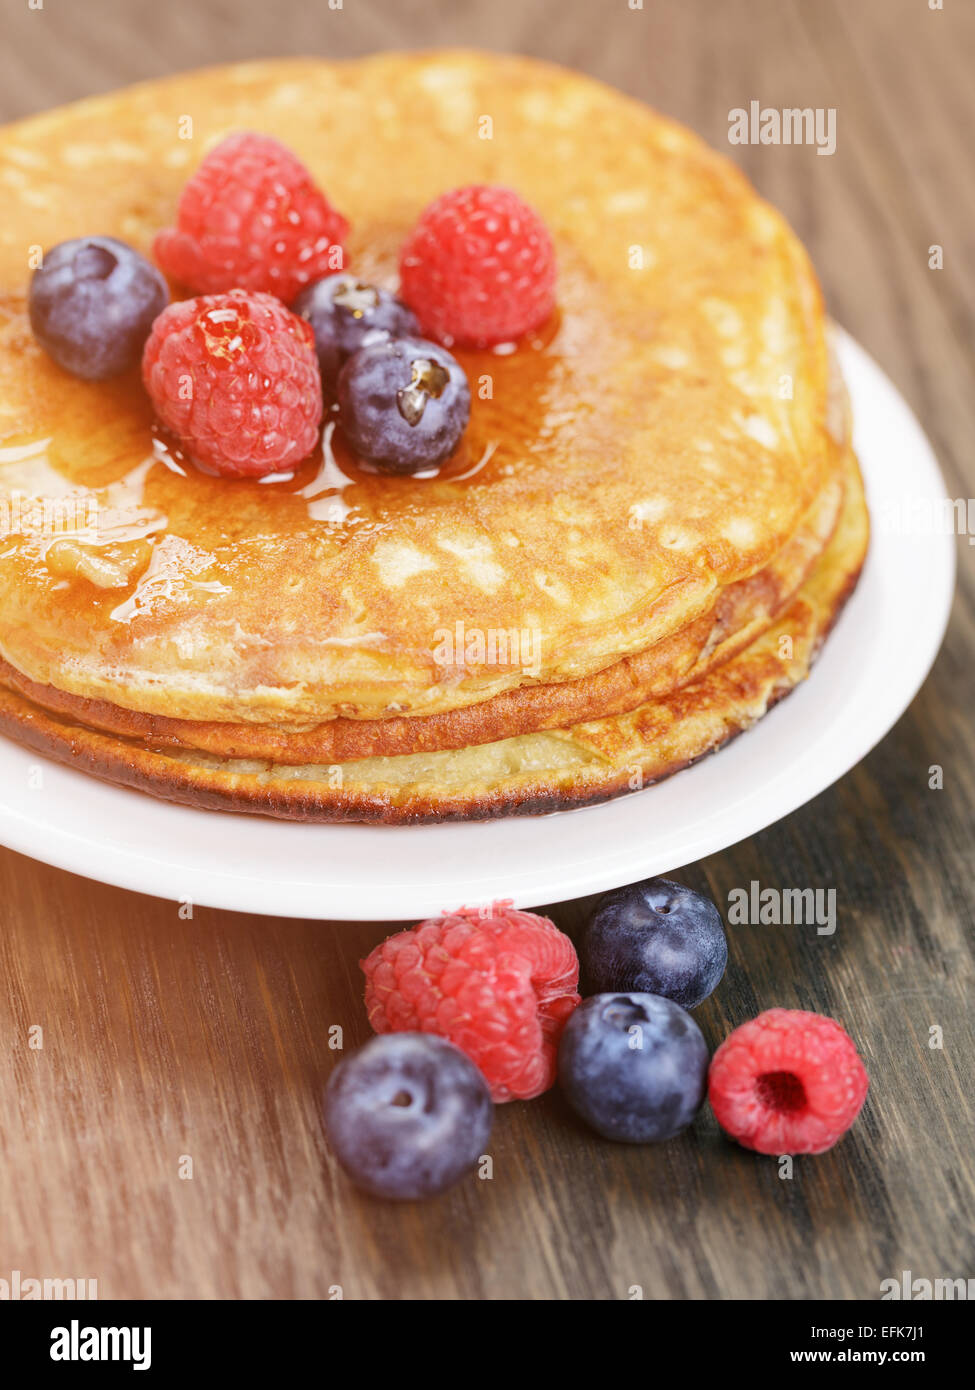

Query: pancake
0;462;843;762
0;51;840;731
0;447;868;821
0;51;867;824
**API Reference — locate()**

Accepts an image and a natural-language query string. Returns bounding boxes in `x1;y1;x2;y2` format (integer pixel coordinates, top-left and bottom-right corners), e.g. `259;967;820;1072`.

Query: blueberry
28;236;169;380
293;273;420;396
558;992;709;1143
581;877;727;1010
336;335;470;474
323;1032;493;1200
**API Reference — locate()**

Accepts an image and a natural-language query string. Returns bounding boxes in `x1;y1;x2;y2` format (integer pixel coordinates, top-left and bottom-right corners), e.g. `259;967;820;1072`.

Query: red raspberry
708;1008;869;1155
399;185;557;348
361;902;580;1102
141;288;323;478
154;132;348;304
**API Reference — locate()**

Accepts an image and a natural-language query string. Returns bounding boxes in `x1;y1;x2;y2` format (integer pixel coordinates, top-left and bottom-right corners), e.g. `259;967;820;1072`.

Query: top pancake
0;51;835;725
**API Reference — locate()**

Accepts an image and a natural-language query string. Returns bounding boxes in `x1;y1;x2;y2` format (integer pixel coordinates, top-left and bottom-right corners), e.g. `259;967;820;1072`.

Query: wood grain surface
1;0;973;1301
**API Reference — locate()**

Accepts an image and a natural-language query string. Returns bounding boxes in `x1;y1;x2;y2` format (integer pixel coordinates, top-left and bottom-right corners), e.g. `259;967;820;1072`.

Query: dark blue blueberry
336;334;470;474
558;992;709;1143
28;236;169;380
293;273;420;396
323;1032;493;1200
581;877;727;1010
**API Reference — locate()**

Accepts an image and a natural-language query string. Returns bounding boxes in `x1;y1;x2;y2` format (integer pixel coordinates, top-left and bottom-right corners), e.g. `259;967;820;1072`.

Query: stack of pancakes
0;53;868;823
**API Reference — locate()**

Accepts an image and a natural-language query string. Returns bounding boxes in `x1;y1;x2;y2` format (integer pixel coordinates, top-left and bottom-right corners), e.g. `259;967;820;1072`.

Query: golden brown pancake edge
0;449;868;823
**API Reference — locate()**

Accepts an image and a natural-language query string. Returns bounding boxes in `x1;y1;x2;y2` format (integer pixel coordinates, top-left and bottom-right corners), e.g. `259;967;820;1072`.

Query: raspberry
154;132;348;304
361;902;580;1102
399;185;557;348
141;288;323;478
708;1008;869;1155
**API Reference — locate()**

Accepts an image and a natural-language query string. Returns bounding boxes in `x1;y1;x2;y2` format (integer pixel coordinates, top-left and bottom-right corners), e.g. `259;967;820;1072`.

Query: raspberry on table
361;902;581;1102
141;288;323;478
708;1008;869;1155
154;132;348;304
399;184;557;348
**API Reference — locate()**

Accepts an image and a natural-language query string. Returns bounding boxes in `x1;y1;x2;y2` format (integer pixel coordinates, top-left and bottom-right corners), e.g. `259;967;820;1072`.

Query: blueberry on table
293;273;419;396
581;877;727;1009
28;236;169;379
336;334;471;474
323;1032;493;1200
558;992;709;1143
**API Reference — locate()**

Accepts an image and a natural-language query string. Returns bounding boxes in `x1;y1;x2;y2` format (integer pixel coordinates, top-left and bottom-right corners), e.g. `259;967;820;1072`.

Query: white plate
0;331;956;920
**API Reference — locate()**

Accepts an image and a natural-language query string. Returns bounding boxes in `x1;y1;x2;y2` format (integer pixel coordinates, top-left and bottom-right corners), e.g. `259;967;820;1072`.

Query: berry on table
581;877;728;1009
153;132;348;304
336;334;470;474
141;287;323;478
292;273;419;398
323;1032;493;1201
399;184;557;348
558;992;710;1143
28;236;169;380
361;902;580;1102
708;1008;869;1155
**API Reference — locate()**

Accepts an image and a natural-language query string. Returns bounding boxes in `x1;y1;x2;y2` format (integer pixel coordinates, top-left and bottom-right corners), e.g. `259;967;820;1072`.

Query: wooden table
1;0;972;1300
